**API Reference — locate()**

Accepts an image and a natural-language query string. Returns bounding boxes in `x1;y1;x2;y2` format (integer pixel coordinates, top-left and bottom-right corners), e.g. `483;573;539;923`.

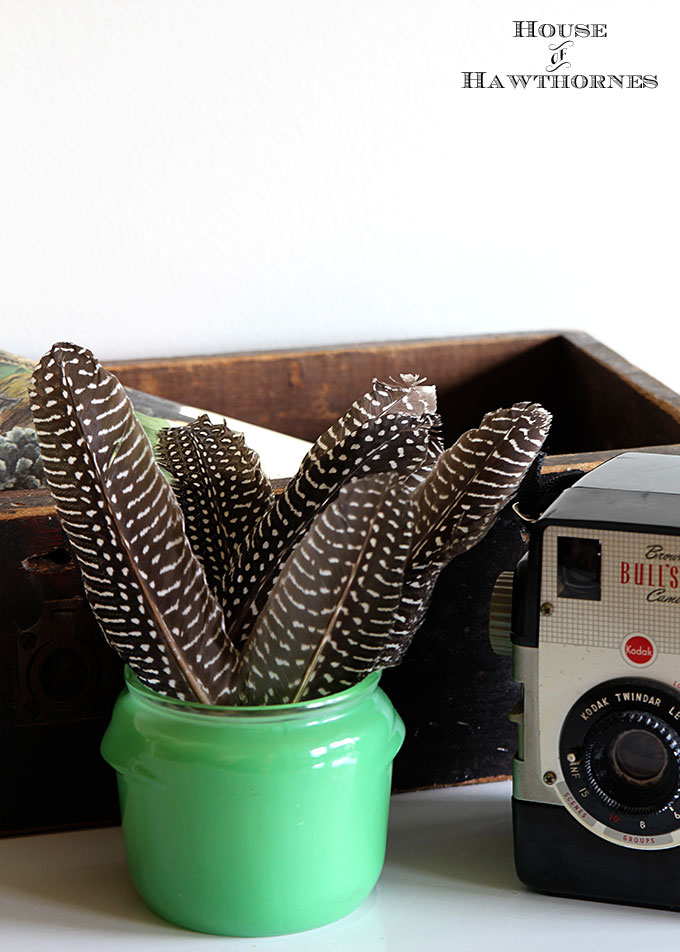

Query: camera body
491;452;680;910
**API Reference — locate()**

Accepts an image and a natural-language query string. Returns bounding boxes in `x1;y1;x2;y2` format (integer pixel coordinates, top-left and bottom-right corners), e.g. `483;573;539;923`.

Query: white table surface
3;779;678;951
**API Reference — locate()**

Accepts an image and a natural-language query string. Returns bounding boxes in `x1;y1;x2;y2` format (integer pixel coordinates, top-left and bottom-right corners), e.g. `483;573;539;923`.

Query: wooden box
3;330;680;834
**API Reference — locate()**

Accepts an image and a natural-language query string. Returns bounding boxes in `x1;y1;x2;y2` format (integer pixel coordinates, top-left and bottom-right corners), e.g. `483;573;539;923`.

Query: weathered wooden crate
3;331;680;833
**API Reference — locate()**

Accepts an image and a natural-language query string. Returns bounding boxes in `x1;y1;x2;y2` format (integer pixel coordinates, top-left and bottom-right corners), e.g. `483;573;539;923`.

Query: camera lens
560;679;680;839
609;729;668;789
585;711;680;815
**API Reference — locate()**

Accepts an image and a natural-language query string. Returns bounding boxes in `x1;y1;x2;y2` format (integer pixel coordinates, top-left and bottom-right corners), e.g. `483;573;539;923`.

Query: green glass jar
101;668;405;936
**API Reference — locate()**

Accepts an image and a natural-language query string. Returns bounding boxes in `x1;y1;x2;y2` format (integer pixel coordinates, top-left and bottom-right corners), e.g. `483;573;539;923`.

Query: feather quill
226;412;438;643
156;415;273;599
29;343;239;704
238;473;414;704
380;401;551;665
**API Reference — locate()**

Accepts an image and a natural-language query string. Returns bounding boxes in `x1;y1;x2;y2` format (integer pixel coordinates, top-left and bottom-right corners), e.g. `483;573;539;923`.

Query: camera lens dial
558;679;680;847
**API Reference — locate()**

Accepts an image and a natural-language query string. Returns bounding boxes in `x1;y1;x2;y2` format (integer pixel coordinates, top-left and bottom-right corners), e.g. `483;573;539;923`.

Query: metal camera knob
489;571;514;658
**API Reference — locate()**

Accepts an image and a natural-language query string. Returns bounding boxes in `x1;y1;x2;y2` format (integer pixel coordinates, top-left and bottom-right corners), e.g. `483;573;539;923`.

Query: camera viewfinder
557;537;601;601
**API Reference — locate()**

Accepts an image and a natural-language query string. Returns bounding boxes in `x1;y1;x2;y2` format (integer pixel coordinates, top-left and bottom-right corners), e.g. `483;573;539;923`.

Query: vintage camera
490;451;680;911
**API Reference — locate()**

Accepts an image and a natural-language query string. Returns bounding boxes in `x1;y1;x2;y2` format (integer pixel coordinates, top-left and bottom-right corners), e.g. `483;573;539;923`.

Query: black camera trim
559;678;680;839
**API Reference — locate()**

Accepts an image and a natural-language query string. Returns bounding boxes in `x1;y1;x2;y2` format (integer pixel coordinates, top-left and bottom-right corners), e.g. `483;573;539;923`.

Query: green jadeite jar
101;668;405;937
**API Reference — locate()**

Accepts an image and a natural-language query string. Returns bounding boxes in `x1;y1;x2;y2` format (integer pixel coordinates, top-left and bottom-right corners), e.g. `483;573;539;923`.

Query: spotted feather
238;473;414;704
30;343;239;704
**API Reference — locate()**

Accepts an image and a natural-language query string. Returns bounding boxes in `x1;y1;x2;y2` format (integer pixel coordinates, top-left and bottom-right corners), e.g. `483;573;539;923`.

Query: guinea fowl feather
29;343;239;704
237;473;414;704
156;415;273;601
225;411;439;644
307;374;437;464
379;401;552;666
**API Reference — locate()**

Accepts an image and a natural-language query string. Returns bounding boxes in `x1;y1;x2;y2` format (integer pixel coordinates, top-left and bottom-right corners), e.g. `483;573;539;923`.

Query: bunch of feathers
30;343;551;706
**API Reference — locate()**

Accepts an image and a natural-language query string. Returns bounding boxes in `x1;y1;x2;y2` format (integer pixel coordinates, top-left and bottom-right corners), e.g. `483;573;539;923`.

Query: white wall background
1;1;678;388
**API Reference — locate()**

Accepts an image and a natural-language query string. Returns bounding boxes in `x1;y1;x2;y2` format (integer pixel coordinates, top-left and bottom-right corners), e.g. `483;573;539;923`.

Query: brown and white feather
380;401;552;666
238;474;414;704
225;412;436;645
157;416;273;600
30;343;239;704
